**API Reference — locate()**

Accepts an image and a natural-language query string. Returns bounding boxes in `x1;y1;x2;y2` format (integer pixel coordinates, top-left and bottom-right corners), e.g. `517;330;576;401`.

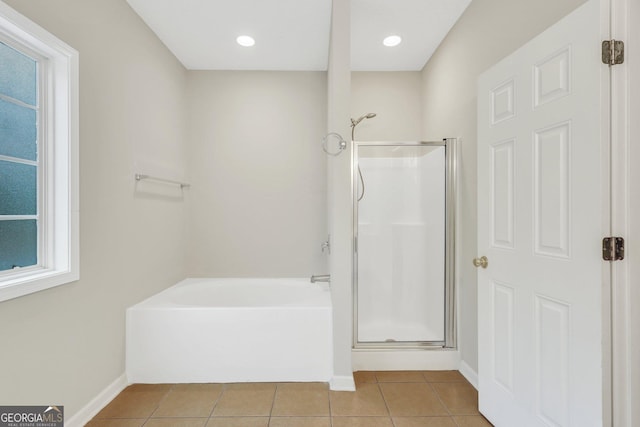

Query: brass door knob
473;256;488;268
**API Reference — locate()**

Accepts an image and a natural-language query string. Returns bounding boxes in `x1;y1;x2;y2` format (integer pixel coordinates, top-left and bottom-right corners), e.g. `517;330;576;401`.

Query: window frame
0;2;79;302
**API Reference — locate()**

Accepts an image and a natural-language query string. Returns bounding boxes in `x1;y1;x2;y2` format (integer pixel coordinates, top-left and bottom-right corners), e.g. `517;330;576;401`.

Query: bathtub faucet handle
321;235;331;254
310;274;330;283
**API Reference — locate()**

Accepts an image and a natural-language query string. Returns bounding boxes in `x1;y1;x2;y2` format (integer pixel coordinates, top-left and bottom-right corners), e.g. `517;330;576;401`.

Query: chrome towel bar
134;173;190;189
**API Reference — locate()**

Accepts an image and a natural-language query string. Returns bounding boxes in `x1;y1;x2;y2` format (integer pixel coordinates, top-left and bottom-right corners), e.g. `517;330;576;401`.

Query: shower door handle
473;256;488;269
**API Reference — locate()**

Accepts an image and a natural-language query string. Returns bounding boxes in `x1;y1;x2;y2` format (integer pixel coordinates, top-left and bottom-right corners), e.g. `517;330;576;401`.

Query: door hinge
602;237;625;261
602;40;624;66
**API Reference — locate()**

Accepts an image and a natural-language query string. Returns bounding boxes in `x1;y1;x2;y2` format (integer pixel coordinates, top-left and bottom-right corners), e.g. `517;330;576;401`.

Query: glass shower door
353;141;454;347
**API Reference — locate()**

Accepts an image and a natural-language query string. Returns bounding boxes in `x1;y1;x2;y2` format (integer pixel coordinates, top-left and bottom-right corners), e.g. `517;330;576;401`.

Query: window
0;3;79;302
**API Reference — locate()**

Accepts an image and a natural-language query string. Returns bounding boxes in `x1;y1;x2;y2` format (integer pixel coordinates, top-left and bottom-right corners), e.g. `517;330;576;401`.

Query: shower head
351;113;377;127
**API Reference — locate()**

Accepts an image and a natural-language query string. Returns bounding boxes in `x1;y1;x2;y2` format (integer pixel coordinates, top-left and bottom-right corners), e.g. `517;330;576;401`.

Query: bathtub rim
129;277;332;309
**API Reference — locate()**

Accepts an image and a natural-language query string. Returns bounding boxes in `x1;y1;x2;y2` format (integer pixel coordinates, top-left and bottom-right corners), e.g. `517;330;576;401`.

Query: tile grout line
212;383;228;419
139;384;173;426
375;376;402;427
387;382;400;427
267;383;279;426
427;381;454;419
154;384;174;418
375;378;394;423
327;382;333;427
372;372;457;426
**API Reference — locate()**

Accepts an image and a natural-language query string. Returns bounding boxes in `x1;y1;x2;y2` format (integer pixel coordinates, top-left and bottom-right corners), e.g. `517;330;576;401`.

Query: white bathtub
126;278;333;383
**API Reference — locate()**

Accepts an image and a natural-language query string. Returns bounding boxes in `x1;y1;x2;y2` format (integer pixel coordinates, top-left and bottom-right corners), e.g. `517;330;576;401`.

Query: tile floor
88;371;493;427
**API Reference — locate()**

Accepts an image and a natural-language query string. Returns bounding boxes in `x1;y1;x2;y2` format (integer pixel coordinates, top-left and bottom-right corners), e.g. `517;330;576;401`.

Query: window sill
0;268;79;303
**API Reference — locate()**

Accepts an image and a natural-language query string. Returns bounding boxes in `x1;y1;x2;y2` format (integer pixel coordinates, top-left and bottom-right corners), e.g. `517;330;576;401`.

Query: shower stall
352;139;456;349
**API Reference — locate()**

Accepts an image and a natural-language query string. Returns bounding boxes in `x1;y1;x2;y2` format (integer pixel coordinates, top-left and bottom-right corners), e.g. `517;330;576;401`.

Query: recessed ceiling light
236;35;255;47
383;35;402;47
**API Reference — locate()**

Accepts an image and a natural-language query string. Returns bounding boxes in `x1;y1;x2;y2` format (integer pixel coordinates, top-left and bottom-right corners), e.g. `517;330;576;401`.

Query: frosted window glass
0;98;37;161
0;220;37;271
0;41;37;106
0;160;37;215
356;145;446;343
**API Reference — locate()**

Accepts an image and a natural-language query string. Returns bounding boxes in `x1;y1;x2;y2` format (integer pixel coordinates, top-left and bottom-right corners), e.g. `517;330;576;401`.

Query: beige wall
185;71;327;277
1;0;187;415
420;0;587;373
351;72;422;141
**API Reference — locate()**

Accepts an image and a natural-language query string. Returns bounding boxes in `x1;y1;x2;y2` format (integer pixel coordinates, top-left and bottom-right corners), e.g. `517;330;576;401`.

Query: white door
477;1;609;426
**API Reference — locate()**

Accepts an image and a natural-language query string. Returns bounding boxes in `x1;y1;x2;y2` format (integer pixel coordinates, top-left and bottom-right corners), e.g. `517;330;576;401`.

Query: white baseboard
65;373;128;427
352;349;460;371
459;360;478;390
330;375;356;391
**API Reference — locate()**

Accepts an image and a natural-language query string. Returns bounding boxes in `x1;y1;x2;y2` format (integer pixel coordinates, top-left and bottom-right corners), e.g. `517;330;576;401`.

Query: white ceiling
126;0;472;72
351;0;472;71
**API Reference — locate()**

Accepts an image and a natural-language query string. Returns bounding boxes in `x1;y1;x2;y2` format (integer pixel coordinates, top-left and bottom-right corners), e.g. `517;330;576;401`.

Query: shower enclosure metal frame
352;138;457;350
